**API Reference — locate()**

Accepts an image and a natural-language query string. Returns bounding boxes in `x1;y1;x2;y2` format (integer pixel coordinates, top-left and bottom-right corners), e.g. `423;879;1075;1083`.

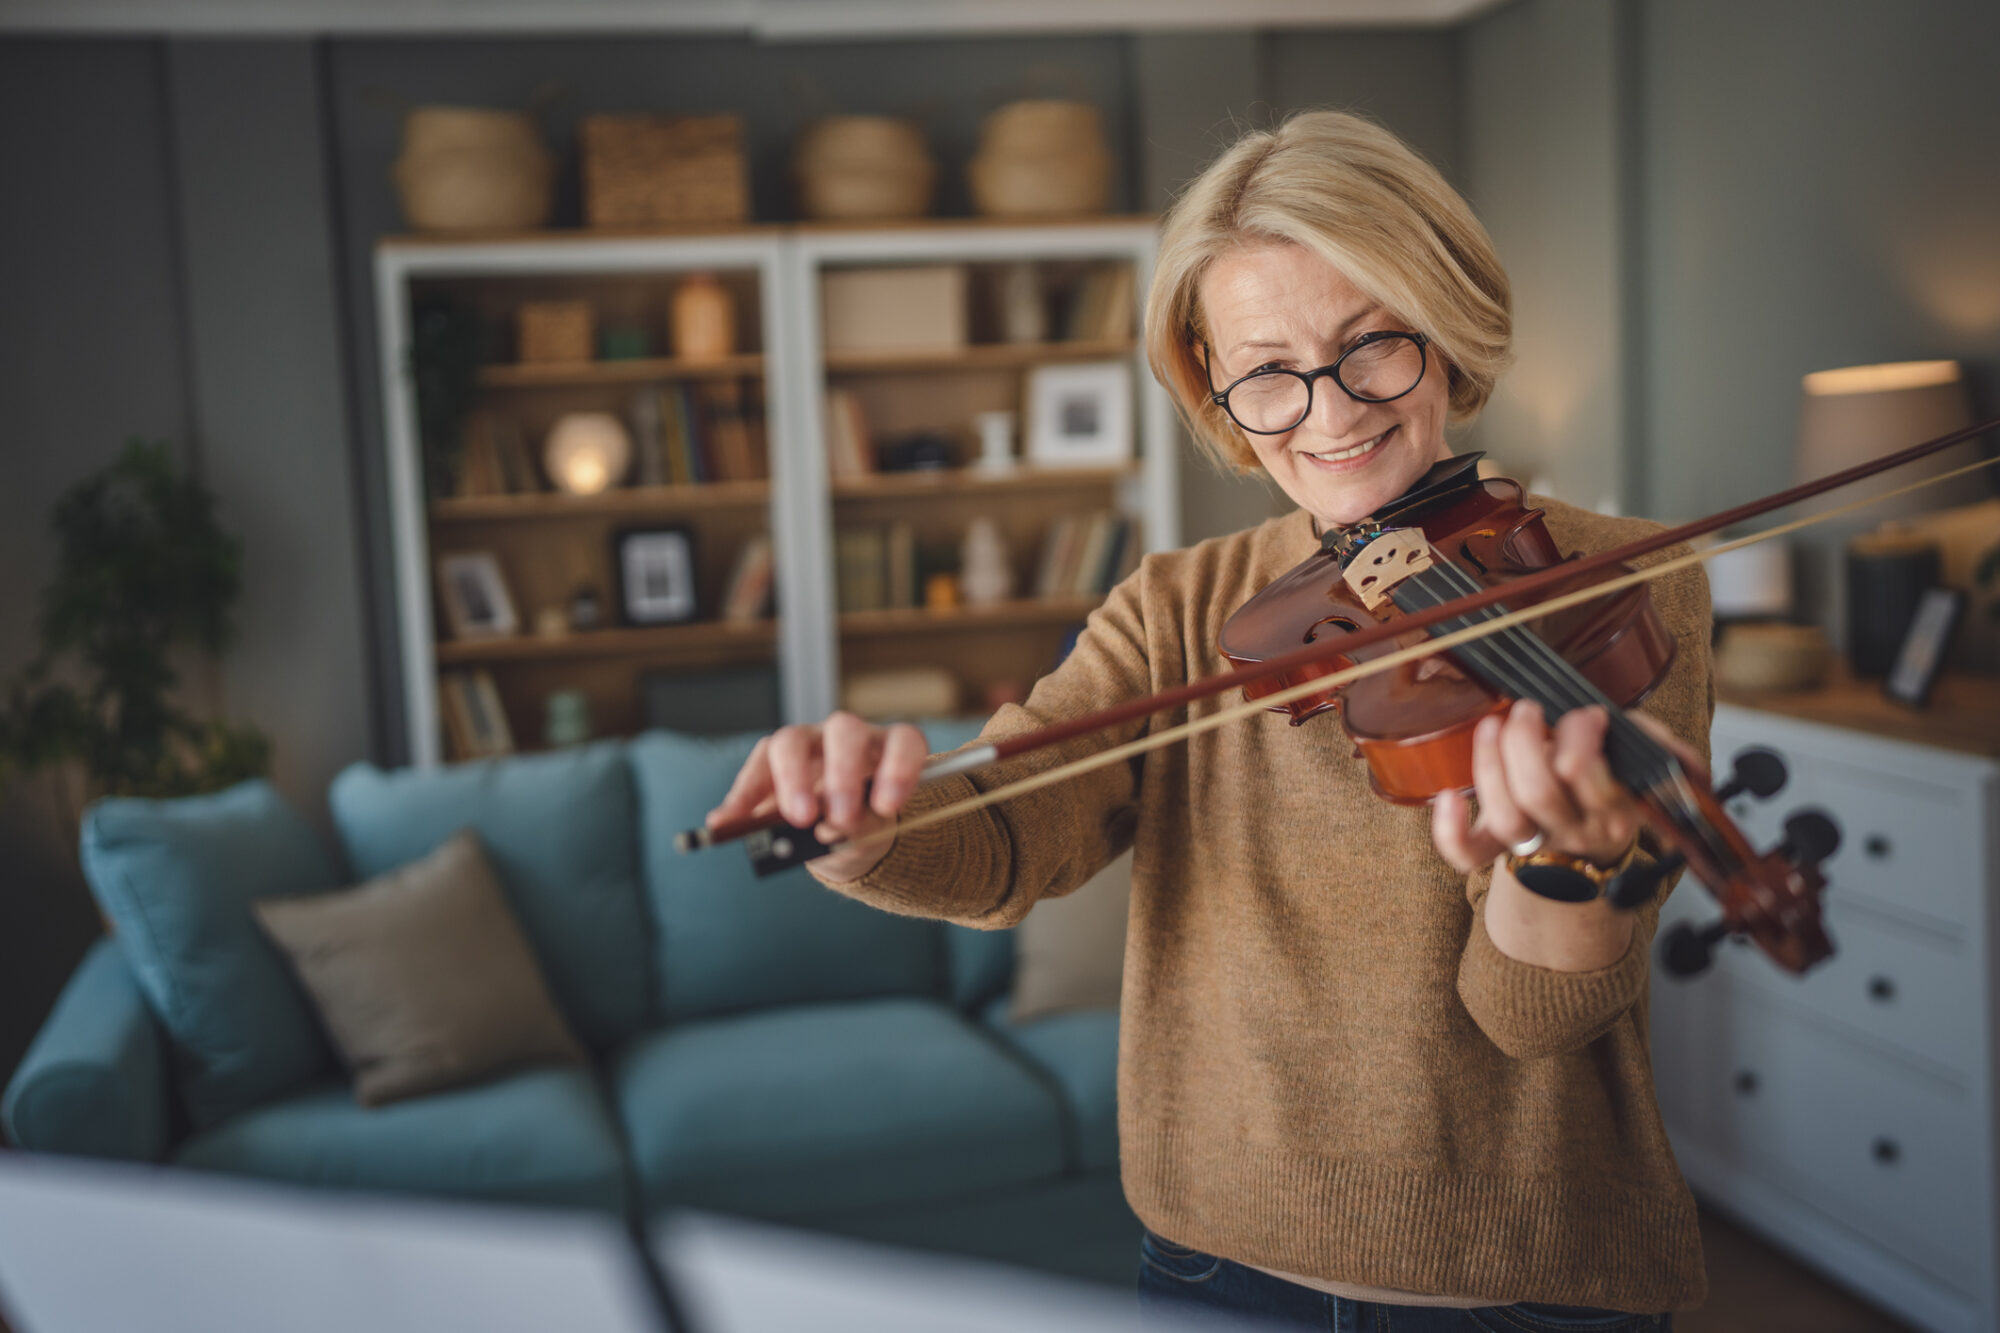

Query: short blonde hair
1144;110;1512;472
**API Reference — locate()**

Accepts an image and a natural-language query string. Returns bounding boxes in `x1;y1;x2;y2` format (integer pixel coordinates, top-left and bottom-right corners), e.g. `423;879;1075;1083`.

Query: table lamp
1793;360;1980;658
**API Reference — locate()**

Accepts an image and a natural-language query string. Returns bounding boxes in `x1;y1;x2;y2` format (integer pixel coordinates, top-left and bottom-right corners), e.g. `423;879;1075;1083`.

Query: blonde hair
1144;110;1512;472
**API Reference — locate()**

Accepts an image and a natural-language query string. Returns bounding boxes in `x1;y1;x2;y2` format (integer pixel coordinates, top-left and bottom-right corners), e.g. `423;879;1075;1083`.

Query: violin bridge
1341;529;1435;611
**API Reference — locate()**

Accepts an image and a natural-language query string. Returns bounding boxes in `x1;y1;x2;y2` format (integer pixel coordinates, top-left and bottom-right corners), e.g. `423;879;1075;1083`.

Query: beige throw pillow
254;829;585;1107
1008;850;1131;1023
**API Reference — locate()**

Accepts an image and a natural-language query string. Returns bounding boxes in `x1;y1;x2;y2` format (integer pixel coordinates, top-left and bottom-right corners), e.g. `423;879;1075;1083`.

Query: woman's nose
1304;372;1368;435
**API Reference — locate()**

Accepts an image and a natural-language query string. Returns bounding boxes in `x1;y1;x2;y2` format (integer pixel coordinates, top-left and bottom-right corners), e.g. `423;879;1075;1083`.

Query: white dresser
1650;682;2000;1333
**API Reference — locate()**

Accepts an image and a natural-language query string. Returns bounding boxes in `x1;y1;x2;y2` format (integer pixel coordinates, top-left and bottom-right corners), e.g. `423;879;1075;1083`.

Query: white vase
960;517;1014;606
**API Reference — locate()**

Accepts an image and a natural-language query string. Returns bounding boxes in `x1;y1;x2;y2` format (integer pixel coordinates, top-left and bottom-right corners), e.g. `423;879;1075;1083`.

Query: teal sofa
1;724;1138;1285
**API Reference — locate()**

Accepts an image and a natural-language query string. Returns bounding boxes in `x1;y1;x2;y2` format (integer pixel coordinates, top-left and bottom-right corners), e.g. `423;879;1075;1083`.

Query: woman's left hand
1431;699;1639;875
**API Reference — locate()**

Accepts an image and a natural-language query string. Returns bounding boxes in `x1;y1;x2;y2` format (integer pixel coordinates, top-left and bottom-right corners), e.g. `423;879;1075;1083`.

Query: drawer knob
1872;1137;1901;1165
1732;1070;1759;1096
1867;975;1896;1002
1864;834;1892;859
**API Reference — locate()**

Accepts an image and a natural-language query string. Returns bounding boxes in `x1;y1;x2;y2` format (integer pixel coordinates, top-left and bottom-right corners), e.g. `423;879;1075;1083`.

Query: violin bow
678;417;1999;865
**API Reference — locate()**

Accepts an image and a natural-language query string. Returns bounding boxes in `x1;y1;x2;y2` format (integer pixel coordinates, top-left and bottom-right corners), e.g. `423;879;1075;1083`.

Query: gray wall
0;39;193;1100
1637;0;2000;522
1462;0;1633;512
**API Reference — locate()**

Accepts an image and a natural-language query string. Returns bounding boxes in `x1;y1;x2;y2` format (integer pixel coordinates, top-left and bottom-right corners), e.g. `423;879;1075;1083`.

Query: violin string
1392;569;1676;798
1413;562;1677;792
803;452;2000;864
1403;564;1691;833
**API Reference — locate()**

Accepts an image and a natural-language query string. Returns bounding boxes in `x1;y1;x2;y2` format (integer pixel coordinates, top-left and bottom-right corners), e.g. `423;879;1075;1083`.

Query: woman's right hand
703;712;931;882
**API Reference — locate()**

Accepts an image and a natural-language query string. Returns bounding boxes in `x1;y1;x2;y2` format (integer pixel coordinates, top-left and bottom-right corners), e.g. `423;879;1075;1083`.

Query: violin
1220;452;1834;978
679;418;1999;983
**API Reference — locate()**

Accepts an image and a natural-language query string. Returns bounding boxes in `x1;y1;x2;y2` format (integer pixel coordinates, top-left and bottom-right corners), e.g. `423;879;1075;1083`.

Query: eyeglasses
1203;331;1430;435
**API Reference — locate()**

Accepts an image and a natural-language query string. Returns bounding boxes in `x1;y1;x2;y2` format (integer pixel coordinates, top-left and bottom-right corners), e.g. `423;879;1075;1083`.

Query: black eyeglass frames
1203;331;1429;435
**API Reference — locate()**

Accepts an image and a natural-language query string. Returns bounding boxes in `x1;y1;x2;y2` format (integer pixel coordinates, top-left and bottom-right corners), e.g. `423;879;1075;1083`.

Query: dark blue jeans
1136;1230;1670;1333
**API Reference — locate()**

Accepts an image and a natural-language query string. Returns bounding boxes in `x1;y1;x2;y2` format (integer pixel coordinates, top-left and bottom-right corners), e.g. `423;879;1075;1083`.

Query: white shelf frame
375;221;1177;765
375;234;795;768
788;221;1180;719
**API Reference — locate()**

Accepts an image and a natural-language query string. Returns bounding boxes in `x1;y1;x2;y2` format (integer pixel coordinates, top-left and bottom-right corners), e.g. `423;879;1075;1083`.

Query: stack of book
833;520;919;613
1035;511;1139;599
629;379;768;487
1063;264;1136;343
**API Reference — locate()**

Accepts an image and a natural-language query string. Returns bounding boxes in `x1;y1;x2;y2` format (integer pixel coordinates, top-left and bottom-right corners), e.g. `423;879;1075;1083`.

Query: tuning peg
1660;918;1731;978
1772;808;1841;868
1606;851;1686;910
1715;747;1787;803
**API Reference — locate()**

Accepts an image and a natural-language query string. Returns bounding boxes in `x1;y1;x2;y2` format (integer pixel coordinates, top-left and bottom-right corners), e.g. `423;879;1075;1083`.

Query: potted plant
0;441;270;852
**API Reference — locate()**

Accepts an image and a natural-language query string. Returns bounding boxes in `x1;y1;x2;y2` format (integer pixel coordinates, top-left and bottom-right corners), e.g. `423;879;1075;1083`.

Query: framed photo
1025;361;1134;469
1884;586;1966;708
435;551;518;641
615;525;699;625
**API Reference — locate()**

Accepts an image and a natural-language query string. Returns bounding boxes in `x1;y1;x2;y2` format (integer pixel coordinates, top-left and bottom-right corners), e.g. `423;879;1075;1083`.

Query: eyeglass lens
1223;335;1426;434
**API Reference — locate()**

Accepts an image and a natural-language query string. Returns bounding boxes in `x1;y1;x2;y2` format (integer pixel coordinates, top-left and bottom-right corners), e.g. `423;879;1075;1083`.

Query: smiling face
1198;239;1454;529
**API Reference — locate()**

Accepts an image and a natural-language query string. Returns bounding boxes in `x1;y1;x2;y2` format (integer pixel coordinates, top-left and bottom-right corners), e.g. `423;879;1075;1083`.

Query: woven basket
581;114;749;227
793;116;935;221
517;301;594;364
967;100;1110;217
394;106;554;233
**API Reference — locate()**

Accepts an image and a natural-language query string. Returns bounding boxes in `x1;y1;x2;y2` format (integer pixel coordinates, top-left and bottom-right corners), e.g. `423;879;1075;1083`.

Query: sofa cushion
79;780;340;1130
614;997;1066;1218
984;997;1120;1173
253;830;586;1107
174;1066;628;1214
328;743;649;1049
628;731;943;1020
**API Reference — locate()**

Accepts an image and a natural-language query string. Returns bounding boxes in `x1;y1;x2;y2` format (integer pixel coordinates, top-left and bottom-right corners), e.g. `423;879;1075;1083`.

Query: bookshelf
376;219;1177;767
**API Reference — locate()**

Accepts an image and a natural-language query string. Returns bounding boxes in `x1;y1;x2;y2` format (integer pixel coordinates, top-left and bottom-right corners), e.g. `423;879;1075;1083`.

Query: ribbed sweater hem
1123;1126;1707;1313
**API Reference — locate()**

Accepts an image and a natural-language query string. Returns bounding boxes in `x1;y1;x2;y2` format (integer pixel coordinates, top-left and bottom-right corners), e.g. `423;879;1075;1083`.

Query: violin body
1220;468;1678;804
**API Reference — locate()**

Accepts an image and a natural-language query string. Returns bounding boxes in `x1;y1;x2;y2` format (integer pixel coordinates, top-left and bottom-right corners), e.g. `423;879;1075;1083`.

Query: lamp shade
1794;360;1979;522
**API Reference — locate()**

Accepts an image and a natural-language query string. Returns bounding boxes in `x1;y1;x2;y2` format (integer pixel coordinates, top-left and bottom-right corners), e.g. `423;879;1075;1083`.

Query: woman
706;111;1710;1331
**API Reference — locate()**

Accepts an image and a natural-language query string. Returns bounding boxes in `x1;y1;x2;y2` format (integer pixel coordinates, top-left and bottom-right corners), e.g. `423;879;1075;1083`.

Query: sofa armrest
3;939;173;1161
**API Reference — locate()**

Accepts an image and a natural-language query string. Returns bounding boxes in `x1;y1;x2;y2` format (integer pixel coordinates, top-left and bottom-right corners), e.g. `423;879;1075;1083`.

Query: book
492;415;541;493
834;526;888;612
1061;264;1136;344
660;385;693;486
699;380;757;482
440;669;514;760
886;520;917;610
630;388;668;487
1091;516;1130;595
1093;264;1135;342
721;534;775;622
824;388;874;479
1036;515;1080;600
1070;512;1114;598
675;384;710;484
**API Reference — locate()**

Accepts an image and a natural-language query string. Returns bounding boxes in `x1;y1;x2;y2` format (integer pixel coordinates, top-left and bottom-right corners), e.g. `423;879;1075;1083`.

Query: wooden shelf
839;597;1101;638
1719;669;2000;759
832;466;1133;500
436;620;776;667
478;353;765;388
824;340;1134;375
432;480;770;521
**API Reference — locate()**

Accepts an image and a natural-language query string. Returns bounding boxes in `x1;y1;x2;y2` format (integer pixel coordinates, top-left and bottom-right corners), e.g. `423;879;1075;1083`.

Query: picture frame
615;525;700;626
1883;586;1966;709
435;551;518;641
1025;360;1134;469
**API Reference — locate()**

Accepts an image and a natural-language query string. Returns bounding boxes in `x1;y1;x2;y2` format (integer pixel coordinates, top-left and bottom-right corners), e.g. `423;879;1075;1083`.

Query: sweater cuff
809;774;1015;925
1457;891;1651;1060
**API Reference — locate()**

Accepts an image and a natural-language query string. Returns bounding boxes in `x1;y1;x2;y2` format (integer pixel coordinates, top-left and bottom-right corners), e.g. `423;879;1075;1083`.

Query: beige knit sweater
816;497;1714;1312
